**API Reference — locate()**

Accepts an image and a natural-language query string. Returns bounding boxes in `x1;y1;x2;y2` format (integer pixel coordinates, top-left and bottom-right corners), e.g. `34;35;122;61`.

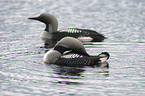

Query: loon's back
55;56;100;67
52;28;106;42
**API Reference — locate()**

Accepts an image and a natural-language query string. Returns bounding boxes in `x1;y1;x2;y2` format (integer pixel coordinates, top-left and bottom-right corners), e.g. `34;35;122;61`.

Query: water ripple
0;0;145;95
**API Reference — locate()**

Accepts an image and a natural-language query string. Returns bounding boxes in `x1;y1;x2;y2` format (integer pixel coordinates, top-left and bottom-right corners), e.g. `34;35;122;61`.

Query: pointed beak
28;17;38;20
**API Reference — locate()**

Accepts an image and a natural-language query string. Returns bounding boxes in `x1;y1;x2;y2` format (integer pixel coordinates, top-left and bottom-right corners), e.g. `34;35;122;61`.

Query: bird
43;37;110;67
28;13;106;46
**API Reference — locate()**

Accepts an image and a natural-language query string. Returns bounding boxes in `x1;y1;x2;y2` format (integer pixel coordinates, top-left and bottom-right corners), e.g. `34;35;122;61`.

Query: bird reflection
45;63;109;85
46;65;85;85
53;66;85;77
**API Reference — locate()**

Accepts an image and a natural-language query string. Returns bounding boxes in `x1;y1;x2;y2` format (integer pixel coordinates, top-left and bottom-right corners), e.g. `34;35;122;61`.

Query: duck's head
54;37;90;56
28;13;58;32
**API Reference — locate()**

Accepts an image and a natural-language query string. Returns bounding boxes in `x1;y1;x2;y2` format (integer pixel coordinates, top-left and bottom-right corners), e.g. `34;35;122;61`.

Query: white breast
41;31;53;41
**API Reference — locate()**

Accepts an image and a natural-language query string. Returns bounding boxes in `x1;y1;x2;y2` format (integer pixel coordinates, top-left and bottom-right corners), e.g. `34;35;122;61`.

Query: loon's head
28;13;58;32
55;37;90;56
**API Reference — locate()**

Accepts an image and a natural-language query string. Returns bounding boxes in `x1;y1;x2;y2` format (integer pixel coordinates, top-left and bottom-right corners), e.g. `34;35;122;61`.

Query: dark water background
0;0;145;95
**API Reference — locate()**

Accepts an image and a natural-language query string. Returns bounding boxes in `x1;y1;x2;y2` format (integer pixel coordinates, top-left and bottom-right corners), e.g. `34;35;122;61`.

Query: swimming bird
43;37;110;67
28;13;106;46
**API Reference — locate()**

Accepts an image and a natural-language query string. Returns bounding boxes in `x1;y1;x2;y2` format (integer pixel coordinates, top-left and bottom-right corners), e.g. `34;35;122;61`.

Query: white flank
77;37;93;42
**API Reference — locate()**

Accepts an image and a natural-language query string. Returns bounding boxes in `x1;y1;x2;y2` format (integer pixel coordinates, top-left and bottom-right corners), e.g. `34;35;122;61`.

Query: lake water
0;0;145;96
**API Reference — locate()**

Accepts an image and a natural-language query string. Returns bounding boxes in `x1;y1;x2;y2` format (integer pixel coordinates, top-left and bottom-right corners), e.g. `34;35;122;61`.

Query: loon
28;13;106;45
43;37;110;67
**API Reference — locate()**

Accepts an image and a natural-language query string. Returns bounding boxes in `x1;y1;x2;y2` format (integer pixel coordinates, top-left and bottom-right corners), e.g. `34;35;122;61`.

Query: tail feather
98;52;110;63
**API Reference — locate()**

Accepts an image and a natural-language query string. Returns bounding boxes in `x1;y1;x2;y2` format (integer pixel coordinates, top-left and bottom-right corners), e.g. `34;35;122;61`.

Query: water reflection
54;66;85;76
45;63;109;85
95;62;109;68
97;67;109;78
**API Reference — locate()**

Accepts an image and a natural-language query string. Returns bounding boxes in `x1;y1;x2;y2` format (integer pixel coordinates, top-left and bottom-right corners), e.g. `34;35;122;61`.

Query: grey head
28;13;58;32
55;37;90;56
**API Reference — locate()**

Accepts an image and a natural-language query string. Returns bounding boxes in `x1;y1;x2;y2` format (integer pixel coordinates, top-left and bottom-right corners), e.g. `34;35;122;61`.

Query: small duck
28;13;106;45
43;37;110;67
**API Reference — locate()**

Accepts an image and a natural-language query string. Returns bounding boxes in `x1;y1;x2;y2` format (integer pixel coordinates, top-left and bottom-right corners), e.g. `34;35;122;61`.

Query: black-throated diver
43;37;110;67
28;13;106;46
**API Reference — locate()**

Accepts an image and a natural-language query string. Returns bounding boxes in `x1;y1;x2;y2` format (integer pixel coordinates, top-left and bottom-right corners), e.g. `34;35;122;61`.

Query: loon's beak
28;17;38;20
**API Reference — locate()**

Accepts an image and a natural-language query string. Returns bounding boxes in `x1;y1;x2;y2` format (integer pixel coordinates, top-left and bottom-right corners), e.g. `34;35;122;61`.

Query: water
0;0;145;95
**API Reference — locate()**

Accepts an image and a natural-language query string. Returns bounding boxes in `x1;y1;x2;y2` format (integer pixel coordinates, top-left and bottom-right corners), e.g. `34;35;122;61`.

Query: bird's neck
45;23;58;33
44;24;52;33
54;44;70;54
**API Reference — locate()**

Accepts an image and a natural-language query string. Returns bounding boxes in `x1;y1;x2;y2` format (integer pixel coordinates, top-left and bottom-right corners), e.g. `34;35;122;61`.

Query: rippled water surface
0;0;145;96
